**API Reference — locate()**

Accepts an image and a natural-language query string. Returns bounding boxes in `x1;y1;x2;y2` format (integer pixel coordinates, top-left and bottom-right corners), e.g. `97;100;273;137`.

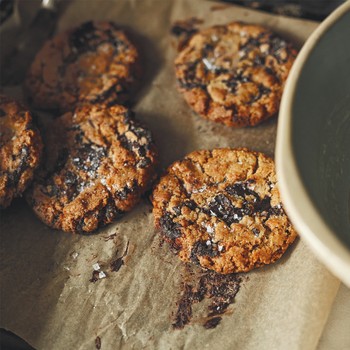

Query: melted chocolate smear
207;193;252;226
6;146;30;187
115;179;138;200
118;119;152;162
204;182;284;230
178;60;207;90
171;17;204;52
225;182;259;201
70;21;97;53
170;17;203;38
190;241;219;265
173;267;242;330
72;144;106;175
67;21;125;66
204;317;222;329
160;212;182;240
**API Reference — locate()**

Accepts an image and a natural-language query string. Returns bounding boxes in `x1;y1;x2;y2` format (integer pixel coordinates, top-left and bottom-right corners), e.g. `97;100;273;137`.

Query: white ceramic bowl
276;1;350;286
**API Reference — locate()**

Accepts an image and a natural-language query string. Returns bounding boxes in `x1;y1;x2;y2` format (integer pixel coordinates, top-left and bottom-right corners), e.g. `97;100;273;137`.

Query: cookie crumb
95;336;101;349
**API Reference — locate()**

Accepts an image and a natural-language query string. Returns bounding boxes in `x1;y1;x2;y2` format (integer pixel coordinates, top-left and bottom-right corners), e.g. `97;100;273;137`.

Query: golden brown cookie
26;104;157;233
0;95;43;209
152;148;297;274
25;21;141;112
174;22;297;127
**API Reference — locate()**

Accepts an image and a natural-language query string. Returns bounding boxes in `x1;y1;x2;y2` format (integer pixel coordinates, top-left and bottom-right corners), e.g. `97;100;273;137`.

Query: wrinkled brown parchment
0;1;343;349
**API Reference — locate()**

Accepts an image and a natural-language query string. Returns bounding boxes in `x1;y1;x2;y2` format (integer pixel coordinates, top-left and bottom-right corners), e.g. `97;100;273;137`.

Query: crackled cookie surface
175;22;297;127
27;104;157;233
0;95;42;208
152;148;297;274
25;21;141;112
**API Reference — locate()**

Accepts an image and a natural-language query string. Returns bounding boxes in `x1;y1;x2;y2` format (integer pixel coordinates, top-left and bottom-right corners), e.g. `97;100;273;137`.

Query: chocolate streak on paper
173;268;242;329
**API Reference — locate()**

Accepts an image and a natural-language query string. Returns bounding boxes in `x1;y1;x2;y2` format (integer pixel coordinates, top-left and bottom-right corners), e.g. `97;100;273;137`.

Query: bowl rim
276;1;350;287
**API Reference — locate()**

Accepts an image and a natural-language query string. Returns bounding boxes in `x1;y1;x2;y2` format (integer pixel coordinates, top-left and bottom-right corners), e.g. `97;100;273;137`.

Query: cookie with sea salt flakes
174;22;297;127
152;148;297;274
0;95;43;209
25;21;141;112
26;104;157;233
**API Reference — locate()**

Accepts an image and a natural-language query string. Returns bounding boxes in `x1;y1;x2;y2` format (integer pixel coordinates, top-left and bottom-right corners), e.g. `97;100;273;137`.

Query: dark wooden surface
223;0;345;20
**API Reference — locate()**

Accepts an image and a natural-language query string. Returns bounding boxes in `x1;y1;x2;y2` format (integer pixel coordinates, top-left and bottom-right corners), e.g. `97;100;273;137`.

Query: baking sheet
0;1;341;349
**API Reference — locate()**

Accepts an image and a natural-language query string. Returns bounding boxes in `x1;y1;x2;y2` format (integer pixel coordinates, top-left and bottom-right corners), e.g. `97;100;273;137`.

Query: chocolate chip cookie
0;95;43;208
27;104;157;233
175;22;297;127
152;148;297;274
25;21;141;112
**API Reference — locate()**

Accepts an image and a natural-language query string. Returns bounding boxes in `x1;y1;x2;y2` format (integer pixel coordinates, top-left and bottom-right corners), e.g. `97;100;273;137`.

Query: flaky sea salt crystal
218;245;224;252
98;271;106;279
192;186;204;194
198;186;207;193
202;57;216;71
93;263;100;271
71;252;78;259
206;240;212;246
101;178;107;186
206;225;214;234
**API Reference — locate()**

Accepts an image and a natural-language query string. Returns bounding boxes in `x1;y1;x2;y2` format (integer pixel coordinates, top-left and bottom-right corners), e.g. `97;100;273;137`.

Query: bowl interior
292;10;350;248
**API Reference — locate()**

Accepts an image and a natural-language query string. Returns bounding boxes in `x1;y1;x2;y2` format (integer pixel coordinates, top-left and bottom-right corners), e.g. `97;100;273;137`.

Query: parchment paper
0;1;342;349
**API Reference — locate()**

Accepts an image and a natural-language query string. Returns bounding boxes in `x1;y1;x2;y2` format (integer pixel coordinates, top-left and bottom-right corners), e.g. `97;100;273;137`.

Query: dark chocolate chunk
70;21;97;53
90;270;99;283
95;336;101;350
225;182;259;201
110;257;124;272
190;240;219;265
159;213;182;240
208;193;247;226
